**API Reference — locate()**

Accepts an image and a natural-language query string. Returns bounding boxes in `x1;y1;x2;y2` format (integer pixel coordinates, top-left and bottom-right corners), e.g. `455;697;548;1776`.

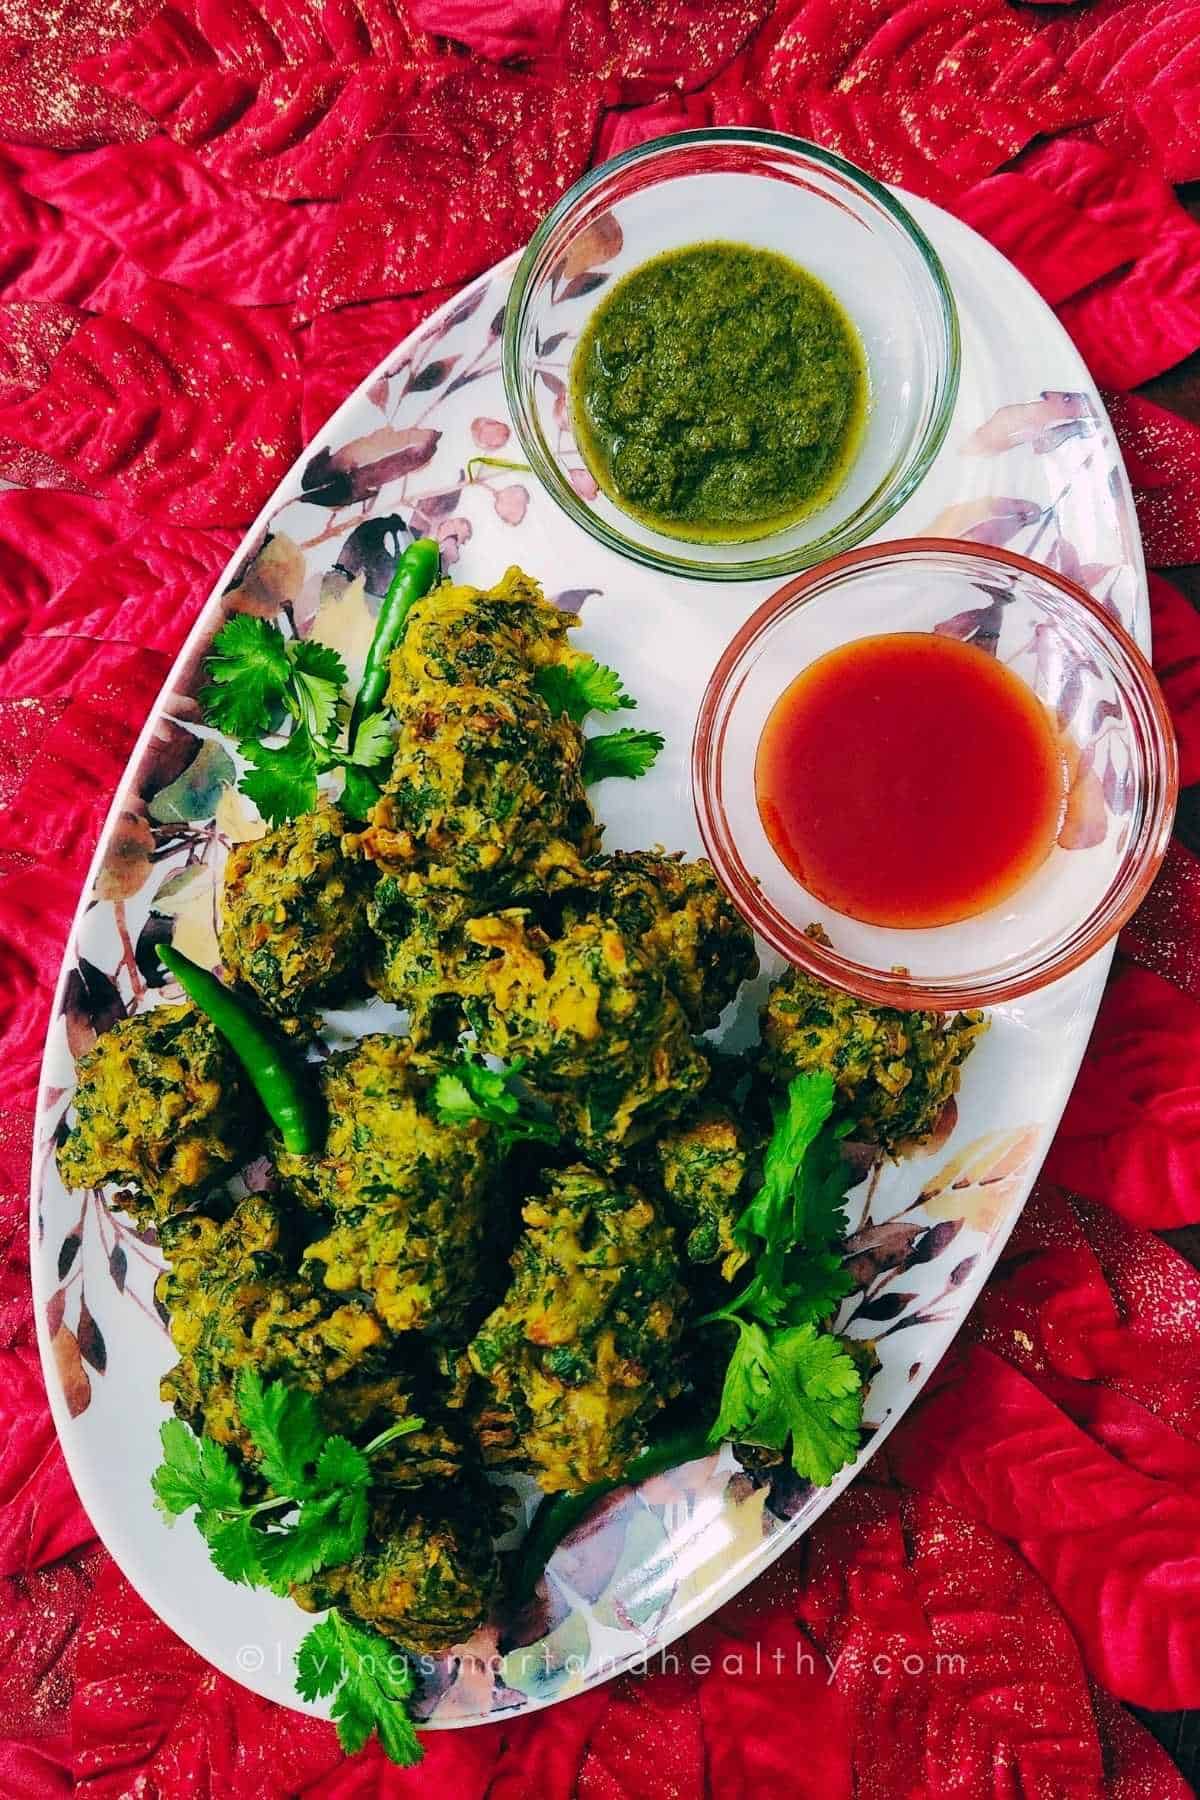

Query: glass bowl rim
691;536;1179;1009
501;128;962;583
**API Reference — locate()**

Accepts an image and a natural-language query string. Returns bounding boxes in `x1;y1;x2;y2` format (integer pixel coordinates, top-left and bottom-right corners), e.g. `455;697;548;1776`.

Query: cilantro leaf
341;765;382;821
773;1244;855;1329
709;1319;863;1486
200;1512;266;1586
255;1488;368;1594
432;1057;559;1150
152;1418;243;1520
295;1615;344;1701
295;1614;422;1767
200;615;290;740
582;728;664;785
348;710;394;769
535;657;633;724
235;1368;325;1499
735;1073;836;1252
286;638;347;740
239;731;318;826
314;1436;371;1494
791;1115;853;1249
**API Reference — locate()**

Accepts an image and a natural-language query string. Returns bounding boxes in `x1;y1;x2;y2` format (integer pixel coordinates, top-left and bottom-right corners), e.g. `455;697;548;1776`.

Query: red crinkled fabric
3;1;1200;1794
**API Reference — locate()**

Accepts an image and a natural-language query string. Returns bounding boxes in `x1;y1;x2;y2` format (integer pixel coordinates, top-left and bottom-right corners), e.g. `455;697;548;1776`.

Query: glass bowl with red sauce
692;540;1177;1010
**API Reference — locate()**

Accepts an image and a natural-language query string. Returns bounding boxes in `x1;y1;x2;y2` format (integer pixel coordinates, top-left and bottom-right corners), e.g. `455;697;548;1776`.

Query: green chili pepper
348;536;440;748
508;1425;715;1610
158;944;321;1155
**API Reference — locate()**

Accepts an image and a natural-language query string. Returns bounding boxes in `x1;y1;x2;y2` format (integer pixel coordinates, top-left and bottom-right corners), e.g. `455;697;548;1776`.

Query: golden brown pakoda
468;1166;688;1493
352;683;597;898
157;1194;461;1484
275;1035;502;1339
293;1485;500;1655
760;966;987;1153
57;1003;259;1223
564;850;759;1032
463;913;709;1164
387;565;585;701
219;801;369;1023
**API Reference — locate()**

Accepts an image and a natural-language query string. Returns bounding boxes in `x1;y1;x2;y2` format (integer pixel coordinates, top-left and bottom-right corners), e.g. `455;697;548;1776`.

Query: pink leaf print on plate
494;483;528;524
962;391;1097;455
471;416;510;449
301;426;440;507
434;514;472;563
929;496;1042;547
1059;743;1108;848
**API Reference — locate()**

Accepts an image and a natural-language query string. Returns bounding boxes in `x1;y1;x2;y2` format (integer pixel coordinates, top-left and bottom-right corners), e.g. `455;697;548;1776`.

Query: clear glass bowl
693;540;1178;1008
501;130;960;583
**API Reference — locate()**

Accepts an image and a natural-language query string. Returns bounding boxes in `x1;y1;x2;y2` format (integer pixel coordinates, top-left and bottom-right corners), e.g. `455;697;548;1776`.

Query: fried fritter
760;967;987;1153
388;565;585;701
219;801;368;1022
293;1485;500;1655
469;1166;688;1493
275;1036;502;1339
654;1101;759;1280
157;1194;461;1483
57;1003;258;1223
352;683;597;897
565;850;758;1032
464;913;709;1164
364;880;481;1043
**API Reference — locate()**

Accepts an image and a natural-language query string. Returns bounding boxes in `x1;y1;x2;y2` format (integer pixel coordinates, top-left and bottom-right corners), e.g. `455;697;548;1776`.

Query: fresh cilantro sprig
696;1073;863;1486
535;656;633;724
708;1318;865;1488
200;616;393;825
722;1072;854;1328
152;1368;422;1593
296;1611;422;1766
532;654;662;785
153;1372;428;1765
433;1055;559;1152
582;727;664;785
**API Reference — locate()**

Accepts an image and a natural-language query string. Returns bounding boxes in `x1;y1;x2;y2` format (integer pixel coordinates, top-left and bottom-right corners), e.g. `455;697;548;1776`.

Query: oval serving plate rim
30;192;1144;1730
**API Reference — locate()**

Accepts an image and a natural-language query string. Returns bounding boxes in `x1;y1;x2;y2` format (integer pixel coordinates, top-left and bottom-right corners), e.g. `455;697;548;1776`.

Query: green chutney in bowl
569;241;867;545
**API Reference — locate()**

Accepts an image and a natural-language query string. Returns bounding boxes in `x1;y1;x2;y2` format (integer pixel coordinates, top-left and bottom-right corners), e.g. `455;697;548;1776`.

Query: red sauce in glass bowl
754;631;1068;929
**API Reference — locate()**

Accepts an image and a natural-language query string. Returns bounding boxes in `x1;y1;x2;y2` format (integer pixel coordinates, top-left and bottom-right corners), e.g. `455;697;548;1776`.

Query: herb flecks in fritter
157;1195;461;1485
760;967;987;1154
464;914;709;1164
355;685;596;895
365;881;481;1042
275;1036;501;1340
388;565;585;701
57;1004;259;1223
469;1166;688;1493
352;569;600;901
294;1485;501;1656
655;1102;759;1280
219;801;369;1023
565;850;759;1032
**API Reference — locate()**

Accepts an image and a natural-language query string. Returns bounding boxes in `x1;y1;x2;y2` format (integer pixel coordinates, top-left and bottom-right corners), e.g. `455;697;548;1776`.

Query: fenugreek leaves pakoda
275;1035;501;1339
57;1004;259;1224
157;1194;462;1486
469;1166;688;1492
760;965;986;1153
219;801;368;1025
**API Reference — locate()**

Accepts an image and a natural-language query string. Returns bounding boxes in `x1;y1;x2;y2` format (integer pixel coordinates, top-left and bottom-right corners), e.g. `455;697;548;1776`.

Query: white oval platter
32;190;1146;1729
